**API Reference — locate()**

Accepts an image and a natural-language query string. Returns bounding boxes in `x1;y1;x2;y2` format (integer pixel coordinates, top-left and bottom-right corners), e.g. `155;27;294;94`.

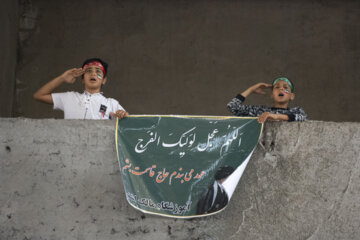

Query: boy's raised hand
241;82;272;98
61;68;84;84
34;68;84;104
250;83;272;95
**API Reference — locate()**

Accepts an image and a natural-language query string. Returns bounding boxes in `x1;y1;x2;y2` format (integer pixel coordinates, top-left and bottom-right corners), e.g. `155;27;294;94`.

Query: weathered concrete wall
0;118;359;239
12;0;360;122
0;0;18;117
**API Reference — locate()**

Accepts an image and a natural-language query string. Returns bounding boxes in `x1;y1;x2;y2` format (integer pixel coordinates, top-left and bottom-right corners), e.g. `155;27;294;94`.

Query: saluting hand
61;68;84;84
241;82;272;98
250;83;272;95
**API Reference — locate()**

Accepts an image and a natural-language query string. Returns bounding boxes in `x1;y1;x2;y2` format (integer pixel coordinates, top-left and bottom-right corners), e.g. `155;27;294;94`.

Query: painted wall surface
8;0;360;122
1;118;359;239
0;0;18;117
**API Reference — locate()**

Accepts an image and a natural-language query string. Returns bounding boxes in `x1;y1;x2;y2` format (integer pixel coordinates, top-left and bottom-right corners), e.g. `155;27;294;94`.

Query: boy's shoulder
52;91;82;99
53;91;80;96
102;95;121;105
102;94;117;102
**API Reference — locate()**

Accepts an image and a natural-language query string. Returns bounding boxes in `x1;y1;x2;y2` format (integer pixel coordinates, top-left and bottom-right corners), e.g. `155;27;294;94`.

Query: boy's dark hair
82;58;108;77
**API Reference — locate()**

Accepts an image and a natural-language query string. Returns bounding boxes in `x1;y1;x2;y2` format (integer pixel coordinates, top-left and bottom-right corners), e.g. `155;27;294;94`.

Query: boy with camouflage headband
227;77;307;123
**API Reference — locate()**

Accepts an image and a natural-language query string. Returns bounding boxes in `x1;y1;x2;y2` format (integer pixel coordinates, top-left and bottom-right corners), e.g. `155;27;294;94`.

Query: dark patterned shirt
227;94;307;121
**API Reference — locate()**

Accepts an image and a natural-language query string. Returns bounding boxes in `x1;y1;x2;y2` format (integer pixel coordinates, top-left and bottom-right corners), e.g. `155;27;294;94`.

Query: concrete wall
0;0;18;117
1;118;359;239
9;0;360;122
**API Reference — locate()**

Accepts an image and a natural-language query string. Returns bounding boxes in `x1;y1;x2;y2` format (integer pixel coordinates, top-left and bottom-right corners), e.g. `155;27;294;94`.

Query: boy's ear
102;77;107;85
290;93;295;101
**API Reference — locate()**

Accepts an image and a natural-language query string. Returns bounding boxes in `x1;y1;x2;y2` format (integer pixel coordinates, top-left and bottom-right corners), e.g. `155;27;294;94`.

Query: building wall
0;0;18;117
3;0;360;121
1;119;359;239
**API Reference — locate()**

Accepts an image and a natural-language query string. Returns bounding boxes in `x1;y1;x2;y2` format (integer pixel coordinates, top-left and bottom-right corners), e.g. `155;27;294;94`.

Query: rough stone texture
0;118;359;239
9;0;360;122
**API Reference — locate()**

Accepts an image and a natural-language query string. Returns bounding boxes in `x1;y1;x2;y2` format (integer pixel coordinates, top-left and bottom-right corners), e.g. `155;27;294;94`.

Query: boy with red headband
227;77;307;123
34;58;128;119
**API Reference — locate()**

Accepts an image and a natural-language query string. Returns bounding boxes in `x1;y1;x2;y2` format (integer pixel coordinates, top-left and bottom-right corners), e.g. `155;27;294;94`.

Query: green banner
116;115;262;218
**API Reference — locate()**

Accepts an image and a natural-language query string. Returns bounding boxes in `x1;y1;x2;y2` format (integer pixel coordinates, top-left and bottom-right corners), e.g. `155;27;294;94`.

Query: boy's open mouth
279;93;284;97
90;78;97;82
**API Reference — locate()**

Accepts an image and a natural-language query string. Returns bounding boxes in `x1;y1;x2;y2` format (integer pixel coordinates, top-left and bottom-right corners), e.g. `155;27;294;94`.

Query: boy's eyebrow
85;66;102;71
272;77;294;92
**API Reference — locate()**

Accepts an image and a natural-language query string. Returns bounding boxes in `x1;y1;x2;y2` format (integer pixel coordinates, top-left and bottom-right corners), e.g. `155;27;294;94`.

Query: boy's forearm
33;75;65;104
241;87;253;98
258;112;290;123
276;114;290;121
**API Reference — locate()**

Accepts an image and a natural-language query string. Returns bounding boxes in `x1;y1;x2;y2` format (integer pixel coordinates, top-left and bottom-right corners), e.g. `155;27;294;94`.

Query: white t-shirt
52;91;125;119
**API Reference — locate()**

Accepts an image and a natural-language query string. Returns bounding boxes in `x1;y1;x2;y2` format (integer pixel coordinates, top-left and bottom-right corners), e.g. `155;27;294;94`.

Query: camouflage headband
272;77;294;92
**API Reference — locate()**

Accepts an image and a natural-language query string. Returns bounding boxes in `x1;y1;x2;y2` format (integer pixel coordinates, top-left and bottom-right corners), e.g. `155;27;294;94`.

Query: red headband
83;61;106;75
